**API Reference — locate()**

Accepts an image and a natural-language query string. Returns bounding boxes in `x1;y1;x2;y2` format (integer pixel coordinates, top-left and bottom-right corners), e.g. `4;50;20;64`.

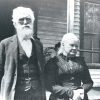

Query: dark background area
0;0;41;41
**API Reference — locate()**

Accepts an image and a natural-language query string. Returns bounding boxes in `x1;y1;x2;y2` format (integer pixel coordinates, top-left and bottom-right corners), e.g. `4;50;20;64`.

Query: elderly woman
45;33;93;100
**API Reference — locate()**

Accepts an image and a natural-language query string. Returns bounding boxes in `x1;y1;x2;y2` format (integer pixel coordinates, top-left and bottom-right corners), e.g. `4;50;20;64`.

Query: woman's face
63;40;79;57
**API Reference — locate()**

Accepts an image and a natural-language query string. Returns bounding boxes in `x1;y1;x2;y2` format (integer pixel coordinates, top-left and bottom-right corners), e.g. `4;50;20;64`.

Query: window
80;0;100;67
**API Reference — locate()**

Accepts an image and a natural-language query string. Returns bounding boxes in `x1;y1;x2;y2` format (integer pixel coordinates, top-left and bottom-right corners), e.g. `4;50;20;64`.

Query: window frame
80;0;100;68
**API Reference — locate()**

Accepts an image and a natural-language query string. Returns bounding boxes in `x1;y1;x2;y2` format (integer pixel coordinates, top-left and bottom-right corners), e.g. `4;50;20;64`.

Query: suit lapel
9;35;18;68
33;39;43;72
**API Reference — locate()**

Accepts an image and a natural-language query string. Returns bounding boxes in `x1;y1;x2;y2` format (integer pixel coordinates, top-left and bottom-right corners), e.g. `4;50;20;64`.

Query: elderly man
0;6;46;100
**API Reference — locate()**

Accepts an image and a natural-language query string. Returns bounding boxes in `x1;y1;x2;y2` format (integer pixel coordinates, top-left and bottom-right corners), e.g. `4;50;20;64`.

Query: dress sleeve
80;58;93;93
44;58;73;99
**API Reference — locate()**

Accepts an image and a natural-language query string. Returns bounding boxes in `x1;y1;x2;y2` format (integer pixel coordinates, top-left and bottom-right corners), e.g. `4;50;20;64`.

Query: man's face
63;40;79;57
14;14;35;40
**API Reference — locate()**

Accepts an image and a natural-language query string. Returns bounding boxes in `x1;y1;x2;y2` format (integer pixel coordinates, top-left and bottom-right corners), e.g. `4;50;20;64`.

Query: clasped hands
72;89;84;100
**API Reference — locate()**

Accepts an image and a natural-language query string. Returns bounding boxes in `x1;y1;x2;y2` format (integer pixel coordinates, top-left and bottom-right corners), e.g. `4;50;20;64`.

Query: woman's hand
72;89;84;100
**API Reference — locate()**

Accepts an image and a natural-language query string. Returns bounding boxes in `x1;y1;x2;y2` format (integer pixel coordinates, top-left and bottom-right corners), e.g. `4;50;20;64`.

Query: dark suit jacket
0;35;46;100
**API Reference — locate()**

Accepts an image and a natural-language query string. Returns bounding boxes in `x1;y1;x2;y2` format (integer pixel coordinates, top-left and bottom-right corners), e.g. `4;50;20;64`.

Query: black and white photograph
0;0;100;100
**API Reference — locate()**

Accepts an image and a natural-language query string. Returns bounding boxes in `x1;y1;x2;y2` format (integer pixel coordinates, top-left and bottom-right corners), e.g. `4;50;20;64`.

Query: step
88;87;100;99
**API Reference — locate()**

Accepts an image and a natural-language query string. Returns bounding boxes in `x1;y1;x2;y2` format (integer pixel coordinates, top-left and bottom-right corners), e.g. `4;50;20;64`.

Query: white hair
12;6;35;23
61;33;79;44
58;33;79;55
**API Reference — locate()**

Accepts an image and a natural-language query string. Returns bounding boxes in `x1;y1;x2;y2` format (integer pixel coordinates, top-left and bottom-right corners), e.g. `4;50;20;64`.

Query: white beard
17;27;33;40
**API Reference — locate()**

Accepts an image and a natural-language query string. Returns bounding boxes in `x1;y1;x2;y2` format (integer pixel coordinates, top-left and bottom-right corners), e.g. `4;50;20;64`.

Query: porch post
67;0;75;33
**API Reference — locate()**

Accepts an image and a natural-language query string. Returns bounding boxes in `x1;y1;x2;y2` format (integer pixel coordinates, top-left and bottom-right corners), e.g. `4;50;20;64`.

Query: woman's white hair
12;6;35;23
58;33;79;55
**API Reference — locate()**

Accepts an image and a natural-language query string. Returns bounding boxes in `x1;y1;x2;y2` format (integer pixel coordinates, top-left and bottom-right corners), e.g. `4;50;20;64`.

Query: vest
15;40;41;92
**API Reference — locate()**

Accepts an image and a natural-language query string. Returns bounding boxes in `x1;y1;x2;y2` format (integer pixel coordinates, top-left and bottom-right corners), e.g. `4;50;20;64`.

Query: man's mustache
22;25;31;29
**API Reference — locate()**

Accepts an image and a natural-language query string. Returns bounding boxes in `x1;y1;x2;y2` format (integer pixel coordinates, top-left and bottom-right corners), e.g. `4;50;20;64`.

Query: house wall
37;0;81;48
37;0;67;49
74;0;80;37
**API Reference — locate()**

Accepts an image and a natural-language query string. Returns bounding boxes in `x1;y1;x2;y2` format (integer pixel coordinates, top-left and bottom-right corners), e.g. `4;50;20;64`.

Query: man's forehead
17;14;32;19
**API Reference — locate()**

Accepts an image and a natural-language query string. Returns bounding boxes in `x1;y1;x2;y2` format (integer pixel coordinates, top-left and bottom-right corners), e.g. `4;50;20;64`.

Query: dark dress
45;55;93;100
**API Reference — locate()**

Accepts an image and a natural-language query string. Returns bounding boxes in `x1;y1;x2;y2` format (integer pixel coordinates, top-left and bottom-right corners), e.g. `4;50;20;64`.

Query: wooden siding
37;0;67;49
89;69;100;87
74;0;80;37
37;0;81;49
